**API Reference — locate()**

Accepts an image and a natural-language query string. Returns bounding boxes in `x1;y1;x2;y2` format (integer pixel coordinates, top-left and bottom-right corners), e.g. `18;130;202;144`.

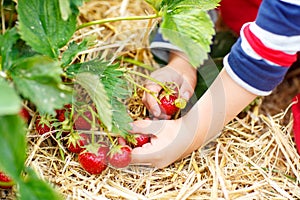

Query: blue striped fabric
225;0;300;96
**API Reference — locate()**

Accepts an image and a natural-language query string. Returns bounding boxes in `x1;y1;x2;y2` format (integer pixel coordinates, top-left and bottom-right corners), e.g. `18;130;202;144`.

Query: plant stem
123;69;169;92
118;57;156;71
77;14;160;30
106;131;115;146
124;74;161;104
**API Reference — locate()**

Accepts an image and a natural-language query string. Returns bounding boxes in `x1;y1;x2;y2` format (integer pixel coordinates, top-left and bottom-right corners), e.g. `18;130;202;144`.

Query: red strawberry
19;107;31;123
108;145;132;168
67;133;90;154
73;111;93;130
35;116;53;135
0;171;13;189
158;88;187;116
56;104;71;122
133;134;150;148
78;144;109;175
159;94;180;115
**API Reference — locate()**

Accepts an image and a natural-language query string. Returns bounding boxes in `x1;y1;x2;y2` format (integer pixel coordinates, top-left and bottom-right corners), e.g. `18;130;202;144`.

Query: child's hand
130;69;258;168
143;52;197;119
129;118;201;168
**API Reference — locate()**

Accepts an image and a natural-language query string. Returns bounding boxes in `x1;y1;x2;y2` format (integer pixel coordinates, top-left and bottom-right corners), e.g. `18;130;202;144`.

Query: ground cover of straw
1;1;300;199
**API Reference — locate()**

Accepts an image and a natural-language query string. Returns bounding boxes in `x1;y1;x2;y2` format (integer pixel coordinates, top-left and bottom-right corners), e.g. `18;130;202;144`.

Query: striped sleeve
224;0;300;96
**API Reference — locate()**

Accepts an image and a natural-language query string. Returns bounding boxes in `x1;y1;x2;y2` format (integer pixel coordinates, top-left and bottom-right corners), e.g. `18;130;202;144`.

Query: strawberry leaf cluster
146;0;221;67
67;60;132;137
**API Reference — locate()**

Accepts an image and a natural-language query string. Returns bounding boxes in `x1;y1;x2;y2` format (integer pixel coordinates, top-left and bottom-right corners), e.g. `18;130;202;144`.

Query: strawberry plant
0;0;219;199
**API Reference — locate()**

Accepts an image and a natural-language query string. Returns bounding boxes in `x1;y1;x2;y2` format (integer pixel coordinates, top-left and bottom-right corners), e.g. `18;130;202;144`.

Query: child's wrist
168;51;196;74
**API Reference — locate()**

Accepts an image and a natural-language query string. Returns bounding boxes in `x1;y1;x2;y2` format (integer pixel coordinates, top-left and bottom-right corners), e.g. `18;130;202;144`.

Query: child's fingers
129;119;164;136
142;83;162;117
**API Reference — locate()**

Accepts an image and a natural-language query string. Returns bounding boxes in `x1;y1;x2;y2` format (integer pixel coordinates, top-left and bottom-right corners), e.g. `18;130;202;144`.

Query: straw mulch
2;1;300;199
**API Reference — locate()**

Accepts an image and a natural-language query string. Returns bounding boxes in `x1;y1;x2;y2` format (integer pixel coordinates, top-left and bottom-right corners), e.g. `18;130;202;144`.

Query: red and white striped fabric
224;0;300;96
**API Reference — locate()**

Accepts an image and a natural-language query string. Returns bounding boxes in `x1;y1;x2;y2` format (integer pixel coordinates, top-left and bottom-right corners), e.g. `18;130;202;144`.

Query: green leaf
19;168;63;200
17;0;78;58
159;0;220;67
61;40;88;68
0;114;26;180
0;27;19;71
76;72;113;131
144;0;163;11
66;60;132;135
10;55;72;115
0;78;21;115
70;0;84;8
10;40;38;61
161;9;215;67
66;59;109;77
101;65;132;135
162;0;220;11
0;29;38;71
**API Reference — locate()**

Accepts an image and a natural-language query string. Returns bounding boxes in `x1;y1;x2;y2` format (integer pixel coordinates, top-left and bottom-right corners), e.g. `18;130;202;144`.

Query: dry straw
2;0;299;199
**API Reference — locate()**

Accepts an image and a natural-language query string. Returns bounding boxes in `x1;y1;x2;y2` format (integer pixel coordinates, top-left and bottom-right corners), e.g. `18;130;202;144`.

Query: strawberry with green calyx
35;115;54;135
126;134;150;148
108;145;132;168
67;132;90;154
133;134;150;147
159;93;180;116
78;142;109;175
0;171;14;189
123;70;187;115
158;88;187;116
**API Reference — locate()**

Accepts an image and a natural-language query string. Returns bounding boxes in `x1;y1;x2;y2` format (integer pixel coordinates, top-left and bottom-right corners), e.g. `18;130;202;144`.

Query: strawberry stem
124;74;161;104
117;57;156;71
87;105;97;130
133;84;138;97
58;140;66;161
69;104;75;131
105;131;115;146
124;69;169;92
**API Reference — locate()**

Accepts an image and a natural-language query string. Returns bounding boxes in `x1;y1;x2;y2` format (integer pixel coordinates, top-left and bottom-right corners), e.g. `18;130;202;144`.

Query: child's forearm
181;68;257;155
